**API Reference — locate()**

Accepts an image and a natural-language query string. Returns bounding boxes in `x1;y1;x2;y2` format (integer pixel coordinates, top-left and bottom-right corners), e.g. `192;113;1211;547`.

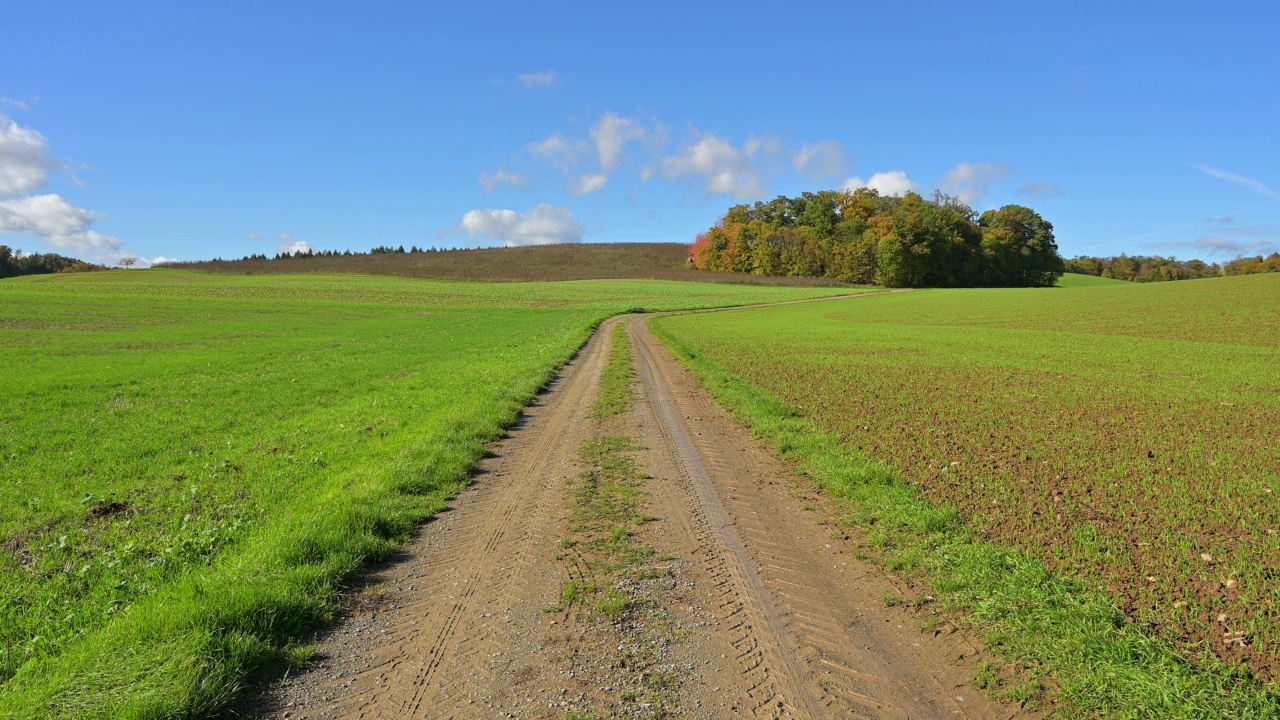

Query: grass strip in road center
555;323;681;718
591;323;638;419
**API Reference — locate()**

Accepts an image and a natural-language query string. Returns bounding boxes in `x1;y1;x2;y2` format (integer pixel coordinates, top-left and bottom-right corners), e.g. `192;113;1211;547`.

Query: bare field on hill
167;242;854;286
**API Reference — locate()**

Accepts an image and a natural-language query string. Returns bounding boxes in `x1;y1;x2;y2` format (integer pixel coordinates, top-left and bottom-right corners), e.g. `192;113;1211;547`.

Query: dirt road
262;314;1022;719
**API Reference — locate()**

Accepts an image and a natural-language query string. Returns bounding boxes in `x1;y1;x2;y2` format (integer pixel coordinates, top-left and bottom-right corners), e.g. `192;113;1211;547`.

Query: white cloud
843;171;919;197
148;256;179;266
590;112;647;173
1193;164;1280;200
42;230;120;258
478;168;530;192
445;204;584;246
792;141;848;181
1194;236;1278;257
0;114;63;196
519;116;842;199
524;113;652;183
517;70;557;88
654;133;767;200
570;174;608;196
0;193;97;236
526;133;587;171
0;116;136;265
0;97;32;111
277;233;312;255
0;193;123;260
743;135;783;158
941;162;1013;205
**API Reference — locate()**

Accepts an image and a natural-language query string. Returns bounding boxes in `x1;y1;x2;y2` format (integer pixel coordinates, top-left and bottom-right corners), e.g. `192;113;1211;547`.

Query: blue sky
1;1;1276;266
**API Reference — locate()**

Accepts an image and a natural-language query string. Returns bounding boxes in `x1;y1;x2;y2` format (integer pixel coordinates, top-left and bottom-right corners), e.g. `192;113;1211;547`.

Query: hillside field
1055;272;1129;288
0;270;856;718
168;242;849;286
653;272;1280;711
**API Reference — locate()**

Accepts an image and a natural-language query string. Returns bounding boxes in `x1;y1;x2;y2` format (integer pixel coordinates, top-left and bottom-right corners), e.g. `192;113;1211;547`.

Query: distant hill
166;242;849;286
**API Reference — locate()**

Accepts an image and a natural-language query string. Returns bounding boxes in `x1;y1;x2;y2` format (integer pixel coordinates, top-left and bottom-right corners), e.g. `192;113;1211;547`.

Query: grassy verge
649;320;1280;718
0;328;594;719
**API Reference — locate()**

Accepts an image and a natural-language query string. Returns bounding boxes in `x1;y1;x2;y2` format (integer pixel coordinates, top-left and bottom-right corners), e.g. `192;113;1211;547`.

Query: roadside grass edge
647;319;1280;719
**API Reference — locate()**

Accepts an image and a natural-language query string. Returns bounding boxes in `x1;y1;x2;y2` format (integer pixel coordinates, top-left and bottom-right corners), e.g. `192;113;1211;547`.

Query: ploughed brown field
168;242;850;285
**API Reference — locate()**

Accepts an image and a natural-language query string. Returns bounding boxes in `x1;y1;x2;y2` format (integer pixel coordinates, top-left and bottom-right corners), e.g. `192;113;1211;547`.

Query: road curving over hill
261;302;1025;719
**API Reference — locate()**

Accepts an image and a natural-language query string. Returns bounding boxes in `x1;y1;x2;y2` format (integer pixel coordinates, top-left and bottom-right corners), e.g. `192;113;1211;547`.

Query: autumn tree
689;189;1065;288
978;205;1064;287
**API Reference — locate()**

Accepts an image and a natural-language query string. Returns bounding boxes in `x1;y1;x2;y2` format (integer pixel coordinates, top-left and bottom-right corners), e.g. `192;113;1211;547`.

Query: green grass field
1055;272;1129;288
0;270;855;718
653;273;1280;714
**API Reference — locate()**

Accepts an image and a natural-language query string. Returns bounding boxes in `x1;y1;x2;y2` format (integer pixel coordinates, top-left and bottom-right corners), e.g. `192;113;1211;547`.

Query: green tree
978;205;1064;287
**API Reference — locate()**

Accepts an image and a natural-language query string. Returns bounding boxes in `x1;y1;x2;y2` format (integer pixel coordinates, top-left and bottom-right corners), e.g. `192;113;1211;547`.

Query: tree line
174;245;470;264
689;189;1065;287
0;245;103;278
1224;253;1280;275
1065;253;1280;282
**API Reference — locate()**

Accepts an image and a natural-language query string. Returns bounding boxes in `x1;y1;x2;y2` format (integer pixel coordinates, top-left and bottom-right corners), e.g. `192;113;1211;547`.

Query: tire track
628;319;826;719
